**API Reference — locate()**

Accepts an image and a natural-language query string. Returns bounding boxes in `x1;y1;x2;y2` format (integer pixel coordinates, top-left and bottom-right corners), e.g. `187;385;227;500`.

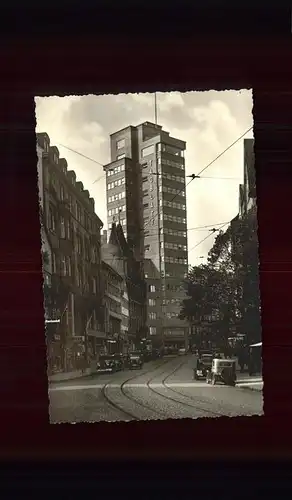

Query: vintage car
128;351;144;370
206;358;237;386
194;353;213;379
111;353;125;371
178;347;187;356
96;355;118;374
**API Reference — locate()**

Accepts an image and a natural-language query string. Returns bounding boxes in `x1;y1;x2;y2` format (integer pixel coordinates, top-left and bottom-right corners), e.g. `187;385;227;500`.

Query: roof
109;125;136;137
101;259;123;280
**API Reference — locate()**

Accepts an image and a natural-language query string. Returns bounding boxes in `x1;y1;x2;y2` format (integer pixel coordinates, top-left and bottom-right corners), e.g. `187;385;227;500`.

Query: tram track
101;358;177;420
147;357;226;418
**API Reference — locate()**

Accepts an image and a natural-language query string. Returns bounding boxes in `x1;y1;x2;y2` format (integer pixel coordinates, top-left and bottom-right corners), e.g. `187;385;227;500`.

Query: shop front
163;328;187;353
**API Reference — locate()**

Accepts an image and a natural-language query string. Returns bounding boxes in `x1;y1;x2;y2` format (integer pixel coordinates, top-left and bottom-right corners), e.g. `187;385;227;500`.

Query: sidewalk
48;367;97;383
236;373;263;392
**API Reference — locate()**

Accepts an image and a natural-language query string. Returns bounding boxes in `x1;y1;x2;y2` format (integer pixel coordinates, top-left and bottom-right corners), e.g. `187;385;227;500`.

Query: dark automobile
129;351;144;370
206;358;237;386
112;353;124;371
194;353;214;380
97;355;117;374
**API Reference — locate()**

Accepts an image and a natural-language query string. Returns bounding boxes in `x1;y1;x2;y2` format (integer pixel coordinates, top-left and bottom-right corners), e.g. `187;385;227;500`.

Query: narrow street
49;355;263;423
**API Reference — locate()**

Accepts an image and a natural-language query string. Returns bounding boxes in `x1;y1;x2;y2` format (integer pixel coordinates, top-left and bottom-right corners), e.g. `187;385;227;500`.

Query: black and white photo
35;90;263;423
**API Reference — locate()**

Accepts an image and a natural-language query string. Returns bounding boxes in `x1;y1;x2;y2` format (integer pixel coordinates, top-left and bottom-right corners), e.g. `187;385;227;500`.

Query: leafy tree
181;207;261;351
180;264;238;350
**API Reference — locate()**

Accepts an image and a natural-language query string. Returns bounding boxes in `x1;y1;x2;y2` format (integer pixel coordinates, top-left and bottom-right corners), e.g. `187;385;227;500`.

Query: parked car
194;353;213;379
111;353;124;371
178;347;187;356
128;351;144;370
97;355;117;374
206;358;237;386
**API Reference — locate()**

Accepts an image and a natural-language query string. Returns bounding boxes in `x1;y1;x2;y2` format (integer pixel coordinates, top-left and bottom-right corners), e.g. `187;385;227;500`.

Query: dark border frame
1;30;292;461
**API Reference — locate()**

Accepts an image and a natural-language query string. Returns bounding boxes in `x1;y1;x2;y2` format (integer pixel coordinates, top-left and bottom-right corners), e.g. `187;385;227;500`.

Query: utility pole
154;92;158;125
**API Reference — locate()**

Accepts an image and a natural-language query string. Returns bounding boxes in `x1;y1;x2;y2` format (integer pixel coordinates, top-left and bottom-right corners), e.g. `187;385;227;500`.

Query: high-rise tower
104;121;189;350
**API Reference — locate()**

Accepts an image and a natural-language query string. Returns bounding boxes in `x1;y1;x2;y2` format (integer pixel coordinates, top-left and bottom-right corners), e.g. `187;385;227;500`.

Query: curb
237;384;263;393
49;370;98;385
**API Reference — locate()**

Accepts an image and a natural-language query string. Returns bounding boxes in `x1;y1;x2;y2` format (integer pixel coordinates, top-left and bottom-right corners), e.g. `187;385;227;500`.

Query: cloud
35;89;253;266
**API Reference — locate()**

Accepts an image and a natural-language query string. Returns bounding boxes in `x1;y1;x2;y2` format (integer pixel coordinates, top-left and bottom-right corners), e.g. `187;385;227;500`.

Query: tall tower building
104;121;189;351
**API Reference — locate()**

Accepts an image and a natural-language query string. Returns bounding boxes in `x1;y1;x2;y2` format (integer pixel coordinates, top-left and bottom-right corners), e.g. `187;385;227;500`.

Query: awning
249;342;262;347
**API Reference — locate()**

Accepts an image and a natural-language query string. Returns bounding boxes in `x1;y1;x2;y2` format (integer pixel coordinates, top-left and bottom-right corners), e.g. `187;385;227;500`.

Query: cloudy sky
35;90;253;267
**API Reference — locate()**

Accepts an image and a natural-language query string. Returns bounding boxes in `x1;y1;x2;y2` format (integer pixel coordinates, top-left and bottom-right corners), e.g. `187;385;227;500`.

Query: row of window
107;177;125;190
157;157;185;170
165;312;180;319
108;191;126;203
49;178;93;230
161;242;187;251
160;199;186;211
161;256;188;265
160;227;187;238
158;143;184;157
60;255;72;277
160;214;187;224
159;185;185;197
164;329;185;336
145;271;188;279
141;145;155;158
162;273;188;280
161;284;185;292
160;172;185;184
108;205;126;216
107;164;125;176
147;284;185;294
162;298;182;305
48;211;99;261
53;253;99;293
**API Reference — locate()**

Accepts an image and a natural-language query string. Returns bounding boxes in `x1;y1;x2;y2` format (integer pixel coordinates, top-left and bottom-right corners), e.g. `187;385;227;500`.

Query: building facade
104;122;189;350
101;260;124;354
101;225;131;353
239;138;256;217
236;138;260;346
37;132;105;374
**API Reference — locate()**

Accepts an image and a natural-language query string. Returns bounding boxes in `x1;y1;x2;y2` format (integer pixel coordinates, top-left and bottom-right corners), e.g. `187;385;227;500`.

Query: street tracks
146;358;226;418
101;358;174;421
103;356;226;420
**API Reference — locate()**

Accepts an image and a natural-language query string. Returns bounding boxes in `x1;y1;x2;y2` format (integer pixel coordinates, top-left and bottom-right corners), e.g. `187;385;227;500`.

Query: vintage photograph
35;90;263;423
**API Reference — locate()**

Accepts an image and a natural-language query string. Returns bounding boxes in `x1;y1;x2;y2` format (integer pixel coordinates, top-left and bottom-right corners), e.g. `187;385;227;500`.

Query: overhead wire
196;125;253;177
57;143;104;167
144;125;253;230
56;142;106;185
57;128;252;264
187;220;231;256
